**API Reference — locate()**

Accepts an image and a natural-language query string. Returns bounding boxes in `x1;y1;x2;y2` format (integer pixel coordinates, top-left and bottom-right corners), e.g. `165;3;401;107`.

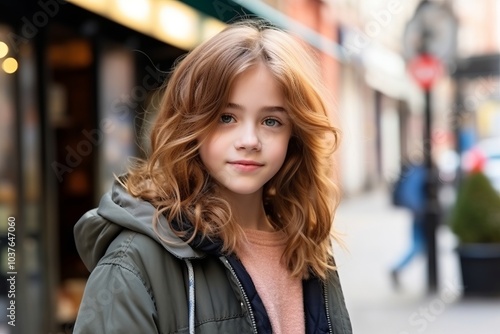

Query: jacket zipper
221;257;258;334
323;281;333;334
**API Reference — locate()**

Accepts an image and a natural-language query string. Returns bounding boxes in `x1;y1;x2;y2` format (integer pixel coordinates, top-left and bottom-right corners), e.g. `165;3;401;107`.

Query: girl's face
199;62;292;197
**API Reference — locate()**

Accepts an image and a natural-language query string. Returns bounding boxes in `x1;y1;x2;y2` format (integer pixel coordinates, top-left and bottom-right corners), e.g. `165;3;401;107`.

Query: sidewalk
333;189;500;334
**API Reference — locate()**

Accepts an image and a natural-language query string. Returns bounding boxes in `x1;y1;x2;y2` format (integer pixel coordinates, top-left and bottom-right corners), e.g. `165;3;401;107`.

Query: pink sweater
236;229;305;334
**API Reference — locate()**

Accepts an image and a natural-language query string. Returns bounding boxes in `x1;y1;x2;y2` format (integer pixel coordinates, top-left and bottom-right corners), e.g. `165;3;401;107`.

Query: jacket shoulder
98;228;183;284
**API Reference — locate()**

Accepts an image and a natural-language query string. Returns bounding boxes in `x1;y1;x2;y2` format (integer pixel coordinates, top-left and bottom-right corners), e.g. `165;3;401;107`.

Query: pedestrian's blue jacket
73;180;352;333
392;164;427;215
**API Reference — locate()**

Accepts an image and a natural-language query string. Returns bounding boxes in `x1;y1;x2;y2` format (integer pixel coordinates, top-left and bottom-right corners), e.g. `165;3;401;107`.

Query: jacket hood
74;179;207;271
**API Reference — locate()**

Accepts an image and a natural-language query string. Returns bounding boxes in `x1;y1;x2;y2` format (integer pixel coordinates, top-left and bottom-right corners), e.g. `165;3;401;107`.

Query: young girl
73;20;351;334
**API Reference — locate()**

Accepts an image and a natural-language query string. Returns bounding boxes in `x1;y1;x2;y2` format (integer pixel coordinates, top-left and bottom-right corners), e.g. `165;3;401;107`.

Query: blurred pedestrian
390;162;427;289
72;20;351;334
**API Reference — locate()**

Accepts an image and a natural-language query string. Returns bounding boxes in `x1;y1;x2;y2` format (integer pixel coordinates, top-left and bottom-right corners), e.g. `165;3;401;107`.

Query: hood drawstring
185;259;195;334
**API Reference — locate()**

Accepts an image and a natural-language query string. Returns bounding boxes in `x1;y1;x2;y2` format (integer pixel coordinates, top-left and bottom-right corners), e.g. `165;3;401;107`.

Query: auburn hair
124;20;341;279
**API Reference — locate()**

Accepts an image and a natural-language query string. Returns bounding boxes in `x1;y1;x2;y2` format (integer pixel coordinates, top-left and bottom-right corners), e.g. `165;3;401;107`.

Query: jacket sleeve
73;262;158;334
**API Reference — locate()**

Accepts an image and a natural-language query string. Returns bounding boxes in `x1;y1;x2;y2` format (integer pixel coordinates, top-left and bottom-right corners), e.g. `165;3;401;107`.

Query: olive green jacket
73;181;352;334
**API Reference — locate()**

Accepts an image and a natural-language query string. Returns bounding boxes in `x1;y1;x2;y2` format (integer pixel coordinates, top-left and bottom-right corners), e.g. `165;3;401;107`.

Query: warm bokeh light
115;0;151;23
0;41;8;58
156;1;198;49
67;0;223;50
2;57;18;74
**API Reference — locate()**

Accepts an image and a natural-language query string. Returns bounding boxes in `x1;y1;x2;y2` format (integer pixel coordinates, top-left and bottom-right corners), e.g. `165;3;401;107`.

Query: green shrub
448;171;500;243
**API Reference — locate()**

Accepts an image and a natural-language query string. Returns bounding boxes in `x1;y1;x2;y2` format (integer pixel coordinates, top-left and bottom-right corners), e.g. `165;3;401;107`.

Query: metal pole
423;89;439;294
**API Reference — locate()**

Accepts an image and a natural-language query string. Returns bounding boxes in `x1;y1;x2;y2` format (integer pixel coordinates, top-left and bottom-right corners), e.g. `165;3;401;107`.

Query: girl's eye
263;118;281;127
220;114;234;123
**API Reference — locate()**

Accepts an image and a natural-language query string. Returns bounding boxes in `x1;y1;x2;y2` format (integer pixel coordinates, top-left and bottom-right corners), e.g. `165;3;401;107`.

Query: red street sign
407;54;443;91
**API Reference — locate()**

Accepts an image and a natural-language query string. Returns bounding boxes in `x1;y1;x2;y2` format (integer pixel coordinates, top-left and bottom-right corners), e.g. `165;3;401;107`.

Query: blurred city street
1;0;500;332
334;188;500;334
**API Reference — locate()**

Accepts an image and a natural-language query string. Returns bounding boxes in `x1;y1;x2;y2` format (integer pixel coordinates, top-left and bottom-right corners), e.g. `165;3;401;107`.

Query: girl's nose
235;124;262;151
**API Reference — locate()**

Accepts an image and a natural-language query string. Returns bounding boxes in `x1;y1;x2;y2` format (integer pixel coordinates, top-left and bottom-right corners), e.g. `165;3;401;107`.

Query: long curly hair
124;20;341;279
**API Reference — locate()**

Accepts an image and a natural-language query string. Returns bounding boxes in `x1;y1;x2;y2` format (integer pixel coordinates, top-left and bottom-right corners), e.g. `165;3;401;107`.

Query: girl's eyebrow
227;102;287;113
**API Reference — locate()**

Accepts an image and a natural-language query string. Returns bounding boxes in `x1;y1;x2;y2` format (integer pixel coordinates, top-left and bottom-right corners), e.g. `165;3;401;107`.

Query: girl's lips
228;160;264;172
229;160;264;166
